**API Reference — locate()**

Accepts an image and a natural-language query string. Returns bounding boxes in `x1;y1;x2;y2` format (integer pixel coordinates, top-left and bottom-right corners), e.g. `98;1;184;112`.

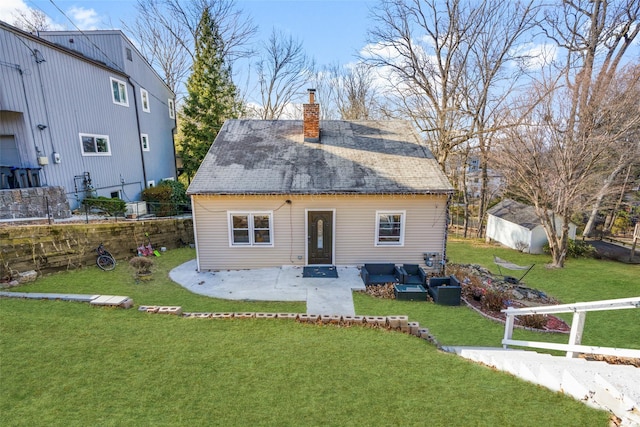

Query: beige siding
192;194;448;270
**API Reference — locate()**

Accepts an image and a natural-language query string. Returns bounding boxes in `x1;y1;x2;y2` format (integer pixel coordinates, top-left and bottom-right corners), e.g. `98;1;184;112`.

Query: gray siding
193;194;449;270
1;23;176;210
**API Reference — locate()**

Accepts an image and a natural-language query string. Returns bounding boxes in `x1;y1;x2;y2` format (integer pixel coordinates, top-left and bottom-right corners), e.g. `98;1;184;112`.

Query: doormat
303;266;338;278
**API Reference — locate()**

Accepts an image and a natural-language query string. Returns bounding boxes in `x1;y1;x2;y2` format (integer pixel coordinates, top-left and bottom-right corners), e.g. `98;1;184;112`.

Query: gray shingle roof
187;119;453;195
487;199;541;230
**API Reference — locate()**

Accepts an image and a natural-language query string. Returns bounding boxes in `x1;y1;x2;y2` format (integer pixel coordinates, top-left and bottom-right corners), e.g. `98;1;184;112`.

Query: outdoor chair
400;264;427;285
360;263;404;285
427;275;461;306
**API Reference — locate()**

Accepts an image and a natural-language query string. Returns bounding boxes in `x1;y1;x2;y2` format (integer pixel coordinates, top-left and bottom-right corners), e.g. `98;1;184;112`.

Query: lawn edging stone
137;306;440;347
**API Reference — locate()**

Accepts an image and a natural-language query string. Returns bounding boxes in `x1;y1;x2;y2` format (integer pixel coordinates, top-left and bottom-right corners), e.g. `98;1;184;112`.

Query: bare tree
253;28;314;120
364;0;489;172
582;64;640;237
365;0;540;238
12;8;51;32
125;0;256;100
310;65;340;119
462;1;541;238
335;63;378;120
127;2;191;98
493;0;640;268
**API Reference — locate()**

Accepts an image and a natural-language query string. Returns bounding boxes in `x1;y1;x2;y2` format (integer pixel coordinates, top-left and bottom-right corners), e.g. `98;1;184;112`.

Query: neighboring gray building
0;21;177;216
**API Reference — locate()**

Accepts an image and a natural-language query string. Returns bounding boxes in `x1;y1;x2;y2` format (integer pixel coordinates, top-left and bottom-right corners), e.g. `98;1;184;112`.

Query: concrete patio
169;261;366;316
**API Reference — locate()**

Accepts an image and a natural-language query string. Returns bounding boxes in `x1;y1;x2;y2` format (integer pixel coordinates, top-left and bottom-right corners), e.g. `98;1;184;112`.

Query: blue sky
1;0;376;66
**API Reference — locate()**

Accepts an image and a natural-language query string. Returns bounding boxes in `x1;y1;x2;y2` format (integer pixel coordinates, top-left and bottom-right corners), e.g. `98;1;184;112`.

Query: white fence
501;297;640;358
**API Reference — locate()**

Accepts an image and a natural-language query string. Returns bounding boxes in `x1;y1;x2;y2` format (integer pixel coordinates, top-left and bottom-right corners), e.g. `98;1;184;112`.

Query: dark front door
308;211;333;265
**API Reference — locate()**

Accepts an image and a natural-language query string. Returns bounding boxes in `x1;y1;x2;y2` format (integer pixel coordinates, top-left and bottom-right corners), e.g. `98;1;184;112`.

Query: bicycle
96;243;116;271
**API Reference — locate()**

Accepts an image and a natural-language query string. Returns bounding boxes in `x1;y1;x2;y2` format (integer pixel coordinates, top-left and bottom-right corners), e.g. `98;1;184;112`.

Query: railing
501;297;640;359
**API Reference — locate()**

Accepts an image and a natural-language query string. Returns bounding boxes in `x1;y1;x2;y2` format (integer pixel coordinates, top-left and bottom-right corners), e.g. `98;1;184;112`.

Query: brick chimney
303;88;320;142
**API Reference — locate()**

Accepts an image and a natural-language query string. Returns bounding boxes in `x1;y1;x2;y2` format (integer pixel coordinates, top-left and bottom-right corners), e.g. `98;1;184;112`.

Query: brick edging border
138;306;441;347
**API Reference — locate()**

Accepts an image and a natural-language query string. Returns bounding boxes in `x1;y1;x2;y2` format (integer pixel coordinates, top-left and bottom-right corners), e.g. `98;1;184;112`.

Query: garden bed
449;263;571;333
462;295;570;333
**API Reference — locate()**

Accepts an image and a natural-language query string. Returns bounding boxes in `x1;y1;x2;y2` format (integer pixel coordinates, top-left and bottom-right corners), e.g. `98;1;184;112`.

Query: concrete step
444;346;640;426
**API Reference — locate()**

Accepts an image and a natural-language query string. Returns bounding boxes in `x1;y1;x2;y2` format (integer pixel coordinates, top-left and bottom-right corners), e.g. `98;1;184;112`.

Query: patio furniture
427;275;461;306
394;284;427;301
360;263;403;285
400;264;427;285
493;255;535;284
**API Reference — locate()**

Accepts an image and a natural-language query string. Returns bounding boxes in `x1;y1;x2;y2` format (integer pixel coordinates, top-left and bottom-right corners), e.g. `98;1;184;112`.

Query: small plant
82;196;126;216
481;288;509;313
519;314;548;329
514;241;529;252
543;240;595;258
470;286;487;301
129;256;154;275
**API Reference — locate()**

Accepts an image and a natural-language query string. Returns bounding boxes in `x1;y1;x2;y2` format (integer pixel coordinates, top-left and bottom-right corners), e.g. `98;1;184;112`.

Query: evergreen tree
177;7;243;180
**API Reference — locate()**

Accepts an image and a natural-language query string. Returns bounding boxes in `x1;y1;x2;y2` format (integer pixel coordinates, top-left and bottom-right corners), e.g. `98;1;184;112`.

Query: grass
8;247;305;314
354;239;639;350
2;241;637;426
1;300;608;426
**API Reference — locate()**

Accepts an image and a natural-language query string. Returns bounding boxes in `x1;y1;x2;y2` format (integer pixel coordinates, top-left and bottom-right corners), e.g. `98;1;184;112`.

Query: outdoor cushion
427;275;461;306
401;264;427;285
361;263;403;285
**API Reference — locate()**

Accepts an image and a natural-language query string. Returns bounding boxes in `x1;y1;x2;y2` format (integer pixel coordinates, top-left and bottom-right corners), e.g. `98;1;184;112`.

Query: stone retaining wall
0;187;71;220
0;218;193;279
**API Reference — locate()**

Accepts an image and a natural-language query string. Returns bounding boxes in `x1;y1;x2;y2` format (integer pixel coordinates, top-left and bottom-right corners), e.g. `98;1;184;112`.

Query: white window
141;88;150;112
80;133;111;156
141;134;150;151
228;212;274;247
110;77;128;106
168;98;175;119
375;211;405;246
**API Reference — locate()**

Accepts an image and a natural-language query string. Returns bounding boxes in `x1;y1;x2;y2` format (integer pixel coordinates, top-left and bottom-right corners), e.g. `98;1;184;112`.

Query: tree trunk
476;160;489;238
583;162;630;237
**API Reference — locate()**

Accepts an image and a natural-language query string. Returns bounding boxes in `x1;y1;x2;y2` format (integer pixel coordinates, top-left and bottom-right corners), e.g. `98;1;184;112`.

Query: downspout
443;192;452;275
128;78;147;188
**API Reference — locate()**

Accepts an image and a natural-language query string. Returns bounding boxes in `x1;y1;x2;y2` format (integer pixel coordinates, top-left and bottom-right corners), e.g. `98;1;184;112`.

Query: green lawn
2;242;637;426
356;239;639;351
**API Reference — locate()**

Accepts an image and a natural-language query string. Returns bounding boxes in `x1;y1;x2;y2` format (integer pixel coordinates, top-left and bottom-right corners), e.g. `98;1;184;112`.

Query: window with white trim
80;133;111;156
141;133;150;151
110;77;128;106
375;211;405;246
168;98;175;119
141;88;150;112
228;212;273;246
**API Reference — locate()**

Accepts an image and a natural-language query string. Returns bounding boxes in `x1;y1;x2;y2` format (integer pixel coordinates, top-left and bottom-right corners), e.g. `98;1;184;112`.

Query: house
465;156;503;199
486;199;577;254
0;21;176;218
187;90;454;271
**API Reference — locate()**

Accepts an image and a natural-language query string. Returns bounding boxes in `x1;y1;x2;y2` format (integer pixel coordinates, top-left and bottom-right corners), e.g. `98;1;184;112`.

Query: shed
486;199;577;254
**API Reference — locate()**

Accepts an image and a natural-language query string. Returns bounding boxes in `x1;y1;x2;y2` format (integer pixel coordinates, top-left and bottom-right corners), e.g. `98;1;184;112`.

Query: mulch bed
462;296;571;333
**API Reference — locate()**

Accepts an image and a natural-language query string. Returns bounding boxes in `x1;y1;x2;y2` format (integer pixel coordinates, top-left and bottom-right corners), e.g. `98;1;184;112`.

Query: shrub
542;239;595;258
129;256;154;275
141;180;189;216
82;196;126;216
519;314;547;329
514;241;529;252
142;186;173;216
481;288;509;313
159;179;188;206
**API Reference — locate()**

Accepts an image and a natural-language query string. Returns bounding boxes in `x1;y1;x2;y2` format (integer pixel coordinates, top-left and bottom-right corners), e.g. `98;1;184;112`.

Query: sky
0;0;376;66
